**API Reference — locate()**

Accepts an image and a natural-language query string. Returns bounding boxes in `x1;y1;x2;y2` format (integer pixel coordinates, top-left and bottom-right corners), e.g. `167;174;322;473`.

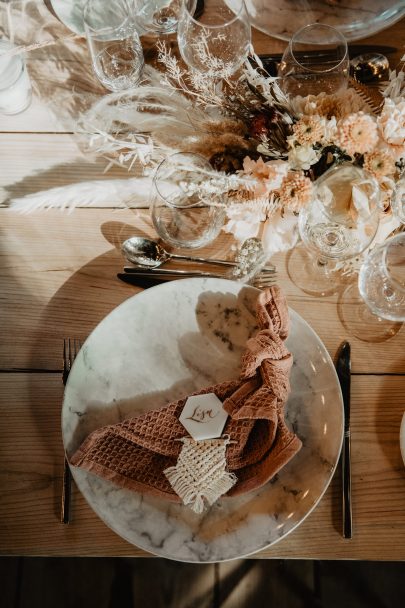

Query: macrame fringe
164;437;237;514
164;466;237;514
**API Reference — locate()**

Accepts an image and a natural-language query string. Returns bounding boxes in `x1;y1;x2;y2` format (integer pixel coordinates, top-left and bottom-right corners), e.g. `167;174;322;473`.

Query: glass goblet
359;233;405;322
338;234;404;342
150;152;225;249
278;23;350;97
177;0;251;78
84;0;144;92
288;164;381;296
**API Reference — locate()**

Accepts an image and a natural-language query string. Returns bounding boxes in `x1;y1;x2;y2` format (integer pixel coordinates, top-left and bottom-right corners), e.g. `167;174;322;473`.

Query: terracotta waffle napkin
70;286;302;501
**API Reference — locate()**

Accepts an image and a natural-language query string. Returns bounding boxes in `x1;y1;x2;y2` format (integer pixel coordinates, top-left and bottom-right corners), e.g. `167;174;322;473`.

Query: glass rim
83;0;132;35
289;23;348;73
381;233;405;294
182;0;249;30
153;152;213;209
314;165;381;226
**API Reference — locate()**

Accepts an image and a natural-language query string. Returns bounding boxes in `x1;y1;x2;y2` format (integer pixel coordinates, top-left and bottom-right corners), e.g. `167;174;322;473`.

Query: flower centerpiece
78;42;405;258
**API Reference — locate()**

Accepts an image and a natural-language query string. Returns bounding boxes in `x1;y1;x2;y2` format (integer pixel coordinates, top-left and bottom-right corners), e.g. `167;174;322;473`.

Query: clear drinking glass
278;23;349;97
288;164;380;296
359;233;405;322
134;0;196;34
177;0;251;78
150;152;225;249
84;0;144;92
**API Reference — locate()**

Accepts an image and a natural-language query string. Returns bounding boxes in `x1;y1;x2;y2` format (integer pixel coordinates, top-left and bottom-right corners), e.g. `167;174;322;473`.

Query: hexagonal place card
179;393;229;441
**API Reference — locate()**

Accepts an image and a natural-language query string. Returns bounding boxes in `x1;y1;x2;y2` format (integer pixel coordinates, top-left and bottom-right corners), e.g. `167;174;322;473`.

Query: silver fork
61;338;82;524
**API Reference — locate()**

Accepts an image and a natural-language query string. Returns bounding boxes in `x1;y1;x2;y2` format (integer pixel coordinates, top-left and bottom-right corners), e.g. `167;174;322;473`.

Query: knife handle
342;429;352;539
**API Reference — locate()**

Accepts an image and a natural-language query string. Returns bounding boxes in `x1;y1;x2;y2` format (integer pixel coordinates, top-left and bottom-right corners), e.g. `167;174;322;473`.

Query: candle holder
0;40;32;115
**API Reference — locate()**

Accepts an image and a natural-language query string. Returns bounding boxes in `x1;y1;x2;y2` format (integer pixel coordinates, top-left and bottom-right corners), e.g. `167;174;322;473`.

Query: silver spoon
122;236;275;271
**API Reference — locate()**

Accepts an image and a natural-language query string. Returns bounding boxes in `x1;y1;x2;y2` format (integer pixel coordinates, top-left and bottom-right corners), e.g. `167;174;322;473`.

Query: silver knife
336;341;352;539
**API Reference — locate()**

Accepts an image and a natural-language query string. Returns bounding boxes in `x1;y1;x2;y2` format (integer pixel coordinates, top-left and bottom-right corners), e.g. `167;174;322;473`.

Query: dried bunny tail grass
202;118;248;136
180;133;251;158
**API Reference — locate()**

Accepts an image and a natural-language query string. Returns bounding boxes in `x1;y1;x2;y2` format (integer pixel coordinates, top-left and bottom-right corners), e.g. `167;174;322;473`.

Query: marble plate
62;278;343;562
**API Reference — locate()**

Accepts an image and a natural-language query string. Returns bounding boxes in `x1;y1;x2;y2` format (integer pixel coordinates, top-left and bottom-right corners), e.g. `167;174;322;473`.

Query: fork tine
252;276;277;289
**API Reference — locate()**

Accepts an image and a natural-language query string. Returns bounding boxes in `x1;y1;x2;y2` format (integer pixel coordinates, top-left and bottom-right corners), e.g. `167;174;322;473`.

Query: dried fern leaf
349;77;385;115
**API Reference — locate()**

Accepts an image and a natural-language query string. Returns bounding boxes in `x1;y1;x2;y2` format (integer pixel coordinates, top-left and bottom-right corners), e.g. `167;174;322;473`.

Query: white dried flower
377;98;405;160
288;144;319;170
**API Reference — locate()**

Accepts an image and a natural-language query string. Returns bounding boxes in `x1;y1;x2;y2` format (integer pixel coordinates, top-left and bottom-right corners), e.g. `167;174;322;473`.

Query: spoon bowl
122;237;169;268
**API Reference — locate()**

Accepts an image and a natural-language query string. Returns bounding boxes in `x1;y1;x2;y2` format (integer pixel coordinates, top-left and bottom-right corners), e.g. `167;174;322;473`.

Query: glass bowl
229;0;405;42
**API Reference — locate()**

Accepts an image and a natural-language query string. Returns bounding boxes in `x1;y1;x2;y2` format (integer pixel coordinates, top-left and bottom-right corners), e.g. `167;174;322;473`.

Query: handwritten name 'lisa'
186;405;219;424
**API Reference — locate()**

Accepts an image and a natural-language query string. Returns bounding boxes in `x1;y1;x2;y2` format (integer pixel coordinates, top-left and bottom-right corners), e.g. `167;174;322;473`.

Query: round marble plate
62;278;343;562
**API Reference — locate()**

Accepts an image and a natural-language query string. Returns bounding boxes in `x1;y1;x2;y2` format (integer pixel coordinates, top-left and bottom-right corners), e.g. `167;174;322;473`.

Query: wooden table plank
1;208;404;373
1;373;404;559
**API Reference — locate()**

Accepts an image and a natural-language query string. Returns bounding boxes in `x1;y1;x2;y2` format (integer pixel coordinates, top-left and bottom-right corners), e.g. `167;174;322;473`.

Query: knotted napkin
70;286;302;507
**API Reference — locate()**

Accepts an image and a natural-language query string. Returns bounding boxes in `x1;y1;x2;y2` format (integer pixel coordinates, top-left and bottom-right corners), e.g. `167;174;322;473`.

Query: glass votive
84;0;144;92
278;23;349;97
0;40;32;115
150;153;225;249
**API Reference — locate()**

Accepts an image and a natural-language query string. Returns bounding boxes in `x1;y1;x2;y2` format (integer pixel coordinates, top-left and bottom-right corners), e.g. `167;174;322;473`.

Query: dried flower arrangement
76;44;405;256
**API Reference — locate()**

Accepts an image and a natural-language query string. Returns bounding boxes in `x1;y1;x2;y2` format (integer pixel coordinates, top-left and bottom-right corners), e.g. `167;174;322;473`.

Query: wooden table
1;4;404;560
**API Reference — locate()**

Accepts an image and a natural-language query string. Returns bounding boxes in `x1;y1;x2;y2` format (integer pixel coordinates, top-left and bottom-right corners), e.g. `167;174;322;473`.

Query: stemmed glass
150;152;225;249
359;233;405;322
278;23;350;97
288;164;381;296
177;0;251;78
84;0;144;92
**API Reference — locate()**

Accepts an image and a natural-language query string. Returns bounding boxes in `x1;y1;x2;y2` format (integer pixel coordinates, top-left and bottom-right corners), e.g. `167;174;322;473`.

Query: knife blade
118;272;171;287
336;341;352;539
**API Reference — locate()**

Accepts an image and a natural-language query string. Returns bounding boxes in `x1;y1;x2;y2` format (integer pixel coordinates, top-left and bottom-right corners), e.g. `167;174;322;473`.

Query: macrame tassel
164;437;237;514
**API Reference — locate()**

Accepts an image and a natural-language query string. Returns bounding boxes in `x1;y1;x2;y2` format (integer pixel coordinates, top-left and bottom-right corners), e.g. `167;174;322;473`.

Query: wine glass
278;23;350;97
150;152;225;249
134;0;196;34
288;164;381;296
84;0;144;92
359;233;405;322
338;234;405;342
177;0;251;78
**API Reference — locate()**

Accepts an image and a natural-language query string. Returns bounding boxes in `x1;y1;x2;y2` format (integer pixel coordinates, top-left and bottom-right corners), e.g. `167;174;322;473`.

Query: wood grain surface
0;2;404;559
1;374;404;558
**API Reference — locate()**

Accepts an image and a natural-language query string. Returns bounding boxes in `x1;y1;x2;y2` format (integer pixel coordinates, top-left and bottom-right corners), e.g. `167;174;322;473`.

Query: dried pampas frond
9;177;153;213
76;67;212;168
